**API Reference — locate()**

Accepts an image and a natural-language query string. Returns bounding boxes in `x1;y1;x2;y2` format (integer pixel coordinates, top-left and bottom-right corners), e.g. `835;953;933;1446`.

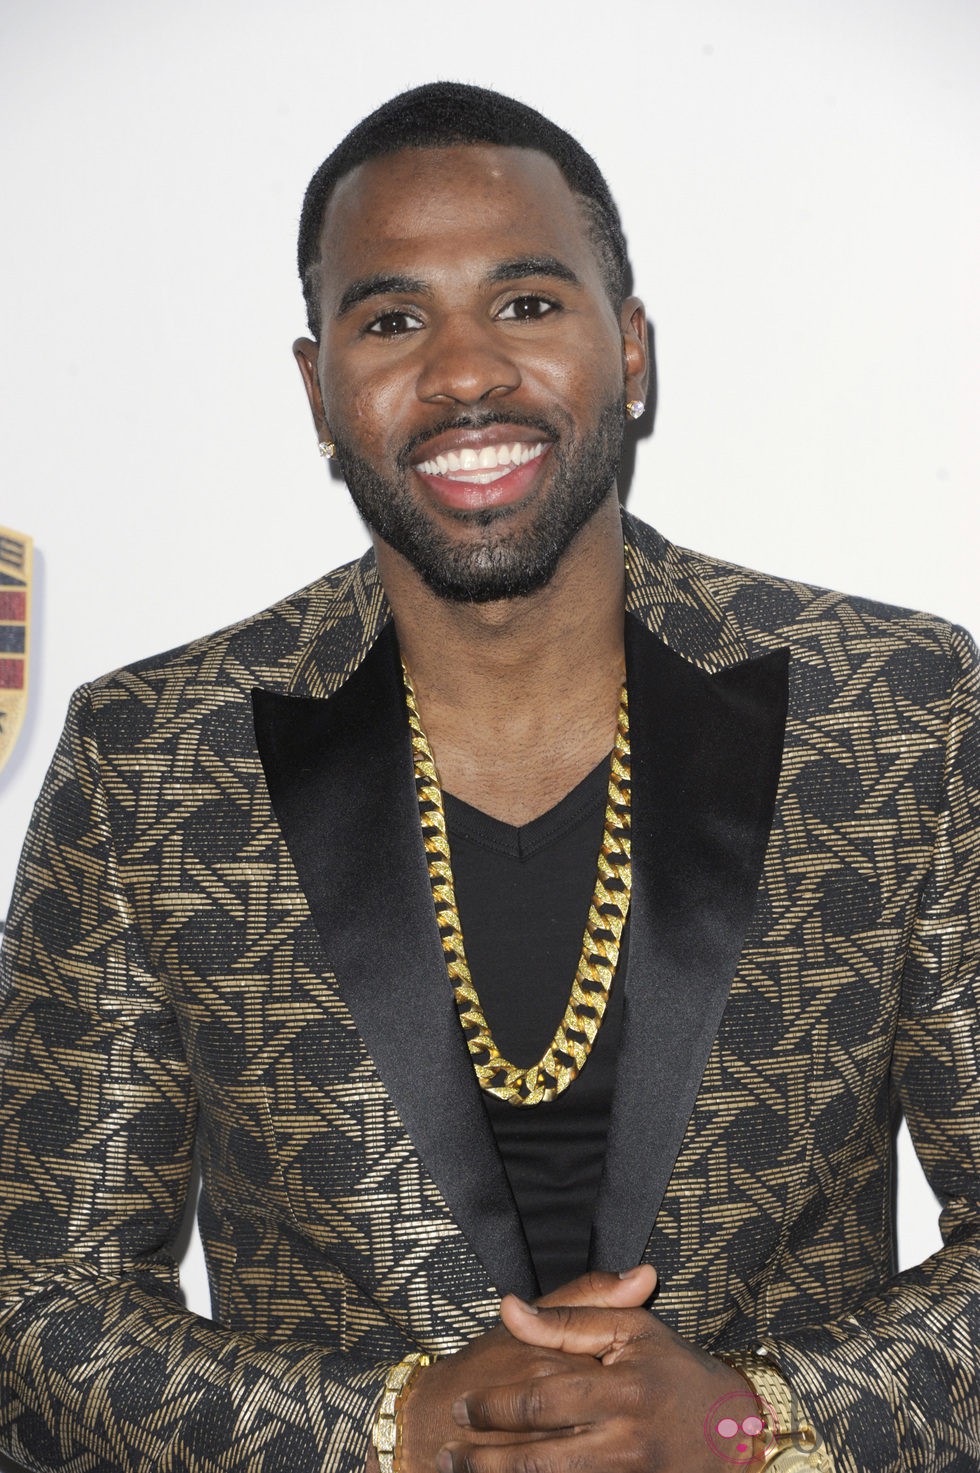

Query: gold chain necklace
404;668;631;1106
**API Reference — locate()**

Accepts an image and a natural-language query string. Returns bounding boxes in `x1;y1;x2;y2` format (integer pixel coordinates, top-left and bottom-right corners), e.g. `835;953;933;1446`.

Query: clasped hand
399;1266;752;1473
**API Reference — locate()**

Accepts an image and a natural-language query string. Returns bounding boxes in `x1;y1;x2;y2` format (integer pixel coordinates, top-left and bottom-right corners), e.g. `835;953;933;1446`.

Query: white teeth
457;469;512;484
415;440;547;478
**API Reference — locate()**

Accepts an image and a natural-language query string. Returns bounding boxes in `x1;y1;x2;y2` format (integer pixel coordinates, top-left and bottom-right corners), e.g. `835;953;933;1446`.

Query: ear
620;298;656;427
292;337;332;441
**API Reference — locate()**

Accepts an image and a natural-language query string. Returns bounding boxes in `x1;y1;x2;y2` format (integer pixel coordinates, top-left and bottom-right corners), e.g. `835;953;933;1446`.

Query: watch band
718;1351;835;1470
372;1351;436;1473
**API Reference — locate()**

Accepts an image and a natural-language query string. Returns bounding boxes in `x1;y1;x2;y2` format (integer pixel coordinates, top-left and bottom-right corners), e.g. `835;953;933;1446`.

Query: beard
332;396;624;603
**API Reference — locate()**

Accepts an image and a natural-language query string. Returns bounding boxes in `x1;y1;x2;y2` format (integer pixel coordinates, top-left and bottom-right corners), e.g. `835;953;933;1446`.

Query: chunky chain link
405;669;631;1106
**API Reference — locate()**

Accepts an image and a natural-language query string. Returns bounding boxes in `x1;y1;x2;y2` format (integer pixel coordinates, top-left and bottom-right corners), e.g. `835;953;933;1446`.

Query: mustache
396;409;564;468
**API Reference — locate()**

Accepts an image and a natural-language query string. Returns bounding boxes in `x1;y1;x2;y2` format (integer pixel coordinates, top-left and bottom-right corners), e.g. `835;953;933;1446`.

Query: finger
453;1369;606;1433
499;1298;654;1362
437;1430;607;1473
534;1264;656;1311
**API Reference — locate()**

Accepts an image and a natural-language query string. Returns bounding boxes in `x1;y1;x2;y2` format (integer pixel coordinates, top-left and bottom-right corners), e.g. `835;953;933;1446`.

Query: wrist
715;1351;833;1471
372;1352;437;1473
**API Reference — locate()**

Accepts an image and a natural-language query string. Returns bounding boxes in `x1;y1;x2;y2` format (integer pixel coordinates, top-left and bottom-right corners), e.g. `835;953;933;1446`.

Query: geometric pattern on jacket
1;511;978;1471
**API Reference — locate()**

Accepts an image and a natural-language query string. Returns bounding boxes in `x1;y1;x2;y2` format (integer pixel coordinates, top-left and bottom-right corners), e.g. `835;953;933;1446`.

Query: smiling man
296;142;633;613
1;83;979;1473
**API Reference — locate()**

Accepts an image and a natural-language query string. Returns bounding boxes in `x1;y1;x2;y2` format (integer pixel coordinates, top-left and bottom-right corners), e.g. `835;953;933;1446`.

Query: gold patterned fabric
1;512;979;1471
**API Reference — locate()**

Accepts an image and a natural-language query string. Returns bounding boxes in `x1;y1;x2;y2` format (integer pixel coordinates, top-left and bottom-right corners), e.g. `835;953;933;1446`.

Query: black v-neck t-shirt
443;759;627;1294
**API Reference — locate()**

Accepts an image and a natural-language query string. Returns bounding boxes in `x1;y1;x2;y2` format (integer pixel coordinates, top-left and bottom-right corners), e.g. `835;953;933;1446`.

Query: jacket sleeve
766;625;980;1472
0;686;391;1473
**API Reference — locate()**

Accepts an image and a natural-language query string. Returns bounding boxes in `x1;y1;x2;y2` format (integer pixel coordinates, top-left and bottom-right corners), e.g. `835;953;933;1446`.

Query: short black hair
297;81;630;338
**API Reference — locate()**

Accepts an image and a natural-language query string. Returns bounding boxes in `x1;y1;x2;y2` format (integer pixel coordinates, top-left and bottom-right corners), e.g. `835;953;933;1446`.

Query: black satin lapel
252;624;535;1298
590;615;789;1271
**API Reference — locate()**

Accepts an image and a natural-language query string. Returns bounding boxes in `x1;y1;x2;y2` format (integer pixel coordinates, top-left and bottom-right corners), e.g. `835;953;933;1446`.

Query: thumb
499;1291;649;1361
499;1266;658;1359
536;1264;657;1311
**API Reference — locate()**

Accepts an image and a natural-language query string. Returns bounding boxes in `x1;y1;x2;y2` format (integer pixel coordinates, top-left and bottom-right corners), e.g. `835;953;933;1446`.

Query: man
0;82;977;1473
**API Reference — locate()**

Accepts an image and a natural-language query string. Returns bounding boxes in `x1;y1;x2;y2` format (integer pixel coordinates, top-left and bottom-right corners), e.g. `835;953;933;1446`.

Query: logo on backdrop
0;525;32;777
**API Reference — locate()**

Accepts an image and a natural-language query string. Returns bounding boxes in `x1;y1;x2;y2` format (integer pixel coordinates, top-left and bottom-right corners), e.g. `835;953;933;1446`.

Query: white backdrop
1;0;977;1387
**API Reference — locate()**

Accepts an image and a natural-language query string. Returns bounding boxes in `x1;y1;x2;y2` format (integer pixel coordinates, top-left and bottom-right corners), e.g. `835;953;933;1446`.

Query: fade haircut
297;81;630;338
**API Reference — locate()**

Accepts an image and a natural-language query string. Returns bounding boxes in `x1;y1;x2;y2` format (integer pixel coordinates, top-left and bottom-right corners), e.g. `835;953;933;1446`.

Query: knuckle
571;1371;597;1404
458;1451;492;1473
621;1375;647;1415
520;1382;547;1423
516;1452;552;1473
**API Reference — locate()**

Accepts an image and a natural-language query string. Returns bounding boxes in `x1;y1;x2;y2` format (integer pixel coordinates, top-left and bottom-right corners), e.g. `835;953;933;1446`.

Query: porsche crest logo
0;525;32;776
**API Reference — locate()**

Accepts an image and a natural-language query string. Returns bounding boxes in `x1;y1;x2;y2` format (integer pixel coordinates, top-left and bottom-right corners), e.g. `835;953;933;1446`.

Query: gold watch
718;1351;834;1470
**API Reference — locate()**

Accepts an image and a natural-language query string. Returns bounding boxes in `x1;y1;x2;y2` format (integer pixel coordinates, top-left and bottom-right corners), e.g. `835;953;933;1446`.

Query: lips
407;425;553;511
409;427;554;512
415;440;547;486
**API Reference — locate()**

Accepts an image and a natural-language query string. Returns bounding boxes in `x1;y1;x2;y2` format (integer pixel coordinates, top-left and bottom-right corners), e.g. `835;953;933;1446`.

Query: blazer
1;512;978;1472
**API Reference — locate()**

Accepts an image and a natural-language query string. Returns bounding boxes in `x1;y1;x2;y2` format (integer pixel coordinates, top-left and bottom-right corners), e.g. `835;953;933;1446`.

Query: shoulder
77;547;384;748
623;510;976;707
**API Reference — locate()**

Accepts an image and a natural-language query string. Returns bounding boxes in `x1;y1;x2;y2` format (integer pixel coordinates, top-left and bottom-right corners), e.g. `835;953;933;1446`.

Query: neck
375;494;627;824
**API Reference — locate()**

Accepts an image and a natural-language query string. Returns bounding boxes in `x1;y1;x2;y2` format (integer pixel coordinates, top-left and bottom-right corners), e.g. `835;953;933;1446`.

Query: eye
498;295;560;322
365;309;423;337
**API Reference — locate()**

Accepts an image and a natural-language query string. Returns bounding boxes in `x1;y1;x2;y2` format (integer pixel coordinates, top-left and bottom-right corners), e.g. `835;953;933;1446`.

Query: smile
414;441;547;485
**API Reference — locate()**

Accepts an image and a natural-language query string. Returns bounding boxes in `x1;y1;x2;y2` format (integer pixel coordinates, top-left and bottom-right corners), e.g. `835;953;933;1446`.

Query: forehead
315;145;604;305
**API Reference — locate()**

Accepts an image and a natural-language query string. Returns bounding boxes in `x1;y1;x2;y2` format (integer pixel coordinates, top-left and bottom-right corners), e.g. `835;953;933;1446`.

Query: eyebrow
336;273;429;318
485;256;581;287
334;255;582;320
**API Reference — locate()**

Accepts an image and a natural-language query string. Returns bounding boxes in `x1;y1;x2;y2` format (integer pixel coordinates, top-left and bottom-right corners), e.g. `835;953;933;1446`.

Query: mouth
408;426;553;511
414;439;547;486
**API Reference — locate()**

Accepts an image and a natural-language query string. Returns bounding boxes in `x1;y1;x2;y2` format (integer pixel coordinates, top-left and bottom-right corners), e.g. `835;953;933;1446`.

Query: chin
415;543;565;604
337;397;624;604
377;495;606;605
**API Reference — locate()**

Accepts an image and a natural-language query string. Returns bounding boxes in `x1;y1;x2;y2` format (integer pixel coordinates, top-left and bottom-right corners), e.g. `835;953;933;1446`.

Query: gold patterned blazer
1;513;978;1471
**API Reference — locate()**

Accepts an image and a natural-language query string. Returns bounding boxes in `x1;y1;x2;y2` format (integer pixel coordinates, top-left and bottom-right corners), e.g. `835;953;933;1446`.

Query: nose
414;313;521;408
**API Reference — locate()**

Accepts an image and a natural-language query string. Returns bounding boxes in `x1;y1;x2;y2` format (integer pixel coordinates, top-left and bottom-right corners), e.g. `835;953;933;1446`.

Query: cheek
345;380;410;451
541;320;625;402
320;355;407;447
